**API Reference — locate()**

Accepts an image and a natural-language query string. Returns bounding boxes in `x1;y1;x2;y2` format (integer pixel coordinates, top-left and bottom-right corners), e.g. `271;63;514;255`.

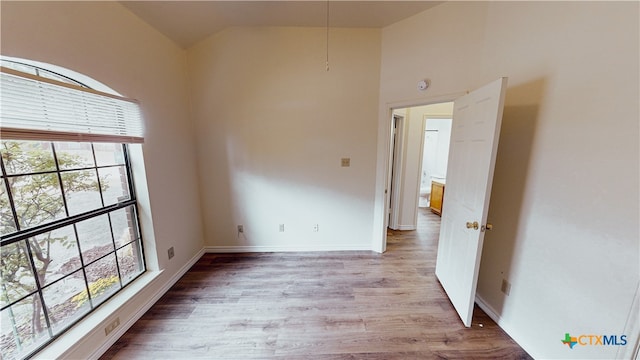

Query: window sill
34;270;163;360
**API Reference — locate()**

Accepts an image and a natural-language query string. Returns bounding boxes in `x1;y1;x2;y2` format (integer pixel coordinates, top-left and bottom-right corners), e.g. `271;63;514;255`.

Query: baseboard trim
85;247;205;359
397;225;417;231
474;294;500;324
475;294;537;359
205;245;373;253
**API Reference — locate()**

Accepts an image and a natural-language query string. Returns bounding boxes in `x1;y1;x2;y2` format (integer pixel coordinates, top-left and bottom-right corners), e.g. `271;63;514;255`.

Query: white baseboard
475;294;537;359
85;248;205;359
397;225;417;231
205;245;372;253
474;294;500;324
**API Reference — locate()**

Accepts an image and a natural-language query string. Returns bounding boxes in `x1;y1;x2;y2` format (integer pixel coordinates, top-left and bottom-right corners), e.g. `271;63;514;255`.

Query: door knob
466;221;479;230
481;223;493;232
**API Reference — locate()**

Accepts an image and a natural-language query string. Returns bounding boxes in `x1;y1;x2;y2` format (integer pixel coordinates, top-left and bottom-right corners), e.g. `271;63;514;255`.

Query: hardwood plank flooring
100;208;531;359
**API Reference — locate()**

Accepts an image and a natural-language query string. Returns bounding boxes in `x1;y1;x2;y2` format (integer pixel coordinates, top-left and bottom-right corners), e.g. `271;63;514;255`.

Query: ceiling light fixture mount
326;0;330;72
418;79;430;91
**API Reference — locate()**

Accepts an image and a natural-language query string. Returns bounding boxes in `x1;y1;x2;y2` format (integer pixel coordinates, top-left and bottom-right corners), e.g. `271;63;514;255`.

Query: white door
435;77;508;327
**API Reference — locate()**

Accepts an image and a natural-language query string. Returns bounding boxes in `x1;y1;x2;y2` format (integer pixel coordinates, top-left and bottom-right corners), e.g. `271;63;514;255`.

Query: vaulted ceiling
121;1;442;48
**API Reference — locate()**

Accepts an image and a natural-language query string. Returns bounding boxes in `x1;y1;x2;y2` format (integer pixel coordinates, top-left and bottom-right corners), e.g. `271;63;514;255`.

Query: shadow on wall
201;127;375;247
478;78;547;314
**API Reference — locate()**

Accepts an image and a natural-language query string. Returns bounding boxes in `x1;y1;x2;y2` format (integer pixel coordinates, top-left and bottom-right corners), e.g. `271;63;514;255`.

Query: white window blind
0;66;144;143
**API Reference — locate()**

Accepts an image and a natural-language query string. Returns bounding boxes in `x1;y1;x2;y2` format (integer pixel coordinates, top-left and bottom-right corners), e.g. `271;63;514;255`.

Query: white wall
1;2;204;358
377;2;639;358
188;27;381;251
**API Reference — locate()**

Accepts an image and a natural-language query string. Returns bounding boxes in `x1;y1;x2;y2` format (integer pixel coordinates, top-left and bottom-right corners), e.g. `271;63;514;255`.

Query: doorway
419;129;439;208
387;102;453;232
379;78;508;328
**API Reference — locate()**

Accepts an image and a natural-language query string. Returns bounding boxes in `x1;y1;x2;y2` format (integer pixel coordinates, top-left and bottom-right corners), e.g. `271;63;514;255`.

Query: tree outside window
1;140;144;360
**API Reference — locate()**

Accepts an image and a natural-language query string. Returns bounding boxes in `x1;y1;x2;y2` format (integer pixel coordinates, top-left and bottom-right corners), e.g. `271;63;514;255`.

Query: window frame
0;58;147;360
1;141;146;360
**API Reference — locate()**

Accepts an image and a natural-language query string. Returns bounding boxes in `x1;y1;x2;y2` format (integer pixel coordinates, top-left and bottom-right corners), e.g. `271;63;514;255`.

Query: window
0;59;145;360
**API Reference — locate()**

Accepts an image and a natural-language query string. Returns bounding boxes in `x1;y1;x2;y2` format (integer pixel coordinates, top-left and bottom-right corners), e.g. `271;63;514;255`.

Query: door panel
435;78;508;327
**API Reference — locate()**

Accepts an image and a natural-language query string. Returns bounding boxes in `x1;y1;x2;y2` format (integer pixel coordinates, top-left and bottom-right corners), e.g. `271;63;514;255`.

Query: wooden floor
101;208;531;359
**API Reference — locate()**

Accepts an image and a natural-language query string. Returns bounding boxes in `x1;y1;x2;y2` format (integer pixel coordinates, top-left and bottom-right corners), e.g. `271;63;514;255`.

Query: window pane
110;206;139;248
42;271;91;335
1;180;17;234
94;143;124;167
99;166;130;206
28;226;80;286
54;142;95;170
1;140;56;175
117;241;144;285
61;170;102;216
85;254;121;307
8;173;65;229
0;294;50;360
76;215;114;264
0;241;37;307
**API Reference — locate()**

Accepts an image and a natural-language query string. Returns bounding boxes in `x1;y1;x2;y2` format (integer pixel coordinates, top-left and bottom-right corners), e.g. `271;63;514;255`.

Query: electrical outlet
341;158;351;167
104;317;120;336
313;224;319;232
501;279;511;296
167;246;175;259
237;225;244;233
279;224;285;232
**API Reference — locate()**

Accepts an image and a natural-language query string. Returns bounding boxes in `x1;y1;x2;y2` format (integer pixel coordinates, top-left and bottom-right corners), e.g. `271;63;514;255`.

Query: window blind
0;67;144;143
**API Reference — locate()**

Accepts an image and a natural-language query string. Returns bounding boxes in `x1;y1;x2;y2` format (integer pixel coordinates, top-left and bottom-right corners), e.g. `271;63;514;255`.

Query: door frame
387;114;404;230
372;92;465;253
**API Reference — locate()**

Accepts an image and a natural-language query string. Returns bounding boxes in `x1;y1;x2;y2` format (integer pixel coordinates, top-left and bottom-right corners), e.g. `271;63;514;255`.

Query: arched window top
0;55;121;96
0;56;143;143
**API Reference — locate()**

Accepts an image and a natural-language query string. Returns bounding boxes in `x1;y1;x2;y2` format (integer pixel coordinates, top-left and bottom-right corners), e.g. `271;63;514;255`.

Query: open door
435;78;508;327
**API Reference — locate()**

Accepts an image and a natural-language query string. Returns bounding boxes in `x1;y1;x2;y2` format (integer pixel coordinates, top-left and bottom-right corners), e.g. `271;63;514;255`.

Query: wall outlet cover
501;279;511;296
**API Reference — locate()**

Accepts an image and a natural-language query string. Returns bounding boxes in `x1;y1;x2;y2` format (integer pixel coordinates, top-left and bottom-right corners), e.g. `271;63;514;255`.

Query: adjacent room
0;1;638;359
387;102;453;229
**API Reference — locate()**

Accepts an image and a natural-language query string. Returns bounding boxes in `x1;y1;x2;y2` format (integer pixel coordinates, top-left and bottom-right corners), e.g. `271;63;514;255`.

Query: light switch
341;158;350;167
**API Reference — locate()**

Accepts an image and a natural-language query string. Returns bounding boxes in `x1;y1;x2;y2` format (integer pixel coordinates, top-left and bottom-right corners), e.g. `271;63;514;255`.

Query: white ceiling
121;1;442;48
